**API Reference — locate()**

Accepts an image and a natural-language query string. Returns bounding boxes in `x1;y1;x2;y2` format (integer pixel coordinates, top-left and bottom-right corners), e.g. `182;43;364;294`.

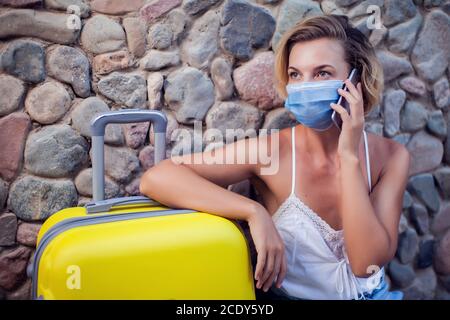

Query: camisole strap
363;130;372;193
290;126;296;196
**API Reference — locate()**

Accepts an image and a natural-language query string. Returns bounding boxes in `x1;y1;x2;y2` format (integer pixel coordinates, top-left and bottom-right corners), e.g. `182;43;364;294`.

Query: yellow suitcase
28;110;256;300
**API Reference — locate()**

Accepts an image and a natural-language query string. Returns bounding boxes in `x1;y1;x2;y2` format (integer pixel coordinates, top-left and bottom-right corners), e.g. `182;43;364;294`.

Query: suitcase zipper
30;208;197;299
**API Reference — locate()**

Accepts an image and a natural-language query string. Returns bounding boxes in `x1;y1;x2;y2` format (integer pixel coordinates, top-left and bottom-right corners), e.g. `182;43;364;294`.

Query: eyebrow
288;64;336;72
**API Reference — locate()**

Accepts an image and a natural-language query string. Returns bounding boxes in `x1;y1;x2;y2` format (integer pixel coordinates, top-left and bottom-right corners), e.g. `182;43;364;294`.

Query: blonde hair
274;14;383;115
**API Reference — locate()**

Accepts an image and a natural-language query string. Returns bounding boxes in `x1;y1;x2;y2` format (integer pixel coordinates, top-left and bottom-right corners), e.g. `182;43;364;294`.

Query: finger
276;253;287;288
337;87;358;105
330;103;351;122
254;250;266;288
259;249;275;288
344;79;361;100
263;252;281;292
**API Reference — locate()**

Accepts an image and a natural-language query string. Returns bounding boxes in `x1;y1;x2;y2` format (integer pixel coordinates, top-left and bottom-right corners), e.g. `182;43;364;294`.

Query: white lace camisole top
271;126;384;300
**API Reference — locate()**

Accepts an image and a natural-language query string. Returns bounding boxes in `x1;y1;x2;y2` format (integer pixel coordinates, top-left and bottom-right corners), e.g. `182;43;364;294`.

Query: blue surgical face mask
284;79;344;131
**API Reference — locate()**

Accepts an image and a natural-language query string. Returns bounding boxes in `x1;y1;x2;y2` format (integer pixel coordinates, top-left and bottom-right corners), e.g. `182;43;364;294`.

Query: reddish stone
16;222;42;247
93;50;132;75
123;17;147;58
6;279;31;300
233;51;284;110
122;122;149;149
435;229;450;275
0;112;31;181
0;0;41;7
0;246;32;290
140;0;182;23
0;212;17;246
91;0;146;14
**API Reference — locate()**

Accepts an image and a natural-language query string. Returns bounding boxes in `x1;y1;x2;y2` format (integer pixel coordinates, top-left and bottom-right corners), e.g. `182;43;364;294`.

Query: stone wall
0;0;449;300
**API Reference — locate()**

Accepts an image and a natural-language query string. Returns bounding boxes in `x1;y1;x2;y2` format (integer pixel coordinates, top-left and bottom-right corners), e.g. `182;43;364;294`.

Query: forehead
288;38;346;70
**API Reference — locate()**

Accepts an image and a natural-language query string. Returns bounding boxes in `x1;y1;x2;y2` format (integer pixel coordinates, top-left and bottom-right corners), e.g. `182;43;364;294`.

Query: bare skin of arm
332;80;411;277
139;135;287;292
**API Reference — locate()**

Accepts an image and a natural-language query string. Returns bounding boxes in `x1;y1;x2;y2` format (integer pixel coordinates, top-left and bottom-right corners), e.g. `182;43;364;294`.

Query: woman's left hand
330;80;365;160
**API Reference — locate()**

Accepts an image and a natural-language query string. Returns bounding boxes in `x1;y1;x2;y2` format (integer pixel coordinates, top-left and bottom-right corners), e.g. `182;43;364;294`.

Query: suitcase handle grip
85;196;163;214
90;109;168;201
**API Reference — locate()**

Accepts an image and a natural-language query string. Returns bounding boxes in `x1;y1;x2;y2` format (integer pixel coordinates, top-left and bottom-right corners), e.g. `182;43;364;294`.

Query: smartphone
331;68;360;130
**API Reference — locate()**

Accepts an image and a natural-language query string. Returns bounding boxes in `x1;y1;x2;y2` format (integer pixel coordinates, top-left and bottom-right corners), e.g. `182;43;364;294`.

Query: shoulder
367;132;411;178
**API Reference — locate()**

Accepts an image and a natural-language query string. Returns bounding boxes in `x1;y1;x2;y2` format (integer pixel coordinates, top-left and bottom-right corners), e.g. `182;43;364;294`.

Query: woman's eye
316;71;330;78
289;72;300;79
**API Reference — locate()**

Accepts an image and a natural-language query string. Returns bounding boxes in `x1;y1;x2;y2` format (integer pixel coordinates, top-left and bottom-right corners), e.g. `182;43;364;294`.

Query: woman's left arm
331;80;411;277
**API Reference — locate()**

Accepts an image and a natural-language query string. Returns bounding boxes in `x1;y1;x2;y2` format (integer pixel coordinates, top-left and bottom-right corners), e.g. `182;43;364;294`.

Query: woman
139;15;410;300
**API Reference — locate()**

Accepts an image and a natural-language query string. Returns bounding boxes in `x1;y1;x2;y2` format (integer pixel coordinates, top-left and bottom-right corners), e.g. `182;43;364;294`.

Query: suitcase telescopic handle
90;109;168;202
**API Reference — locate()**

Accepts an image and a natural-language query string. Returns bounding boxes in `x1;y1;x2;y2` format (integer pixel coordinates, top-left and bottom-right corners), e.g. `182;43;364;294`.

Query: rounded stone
25;81;71;124
147;23;173;50
81;15;126;54
434;229;450;275
70;97;124;146
97;72;147;108
24;125;89;178
0;74;26;117
8;175;78;221
75;168;120;199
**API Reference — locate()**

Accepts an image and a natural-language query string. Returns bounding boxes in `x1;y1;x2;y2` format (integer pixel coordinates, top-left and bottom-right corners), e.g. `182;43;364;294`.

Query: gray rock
407;131;443;176
0;0;42;7
164;66;215;124
400;101;428;132
272;0;322;50
181;9;220;69
162;9;189;43
24;125;89;178
393;133;411;146
376;50;413;82
427;110;447;139
74;168;120;199
182;0;221;15
81;15;126;54
205;101;263;142
447;126;450;165
383;0;417;26
0;179;8;210
220;0;276;60
0;212;17;246
140;50;180;71
99;145;140;183
70;97;124;145
403;190;413;209
346;0;383;20
335;0;359;6
97;72;147;108
8;175;77;221
147;23;173;50
147;72;164;110
434;167;450;199
411;10;450;82
383;89;406;137
388;259;415;288
46;45;91;98
364;122;383;136
403;267;437;300
0;9;80;44
399;76;427;96
262;108;297;132
0;74;25;116
398;213;408;233
396;227;419;264
409;203;430;235
407;174;440;213
149;109;179;145
123;17;146;58
433;77;450;109
320;0;343;15
434;229;450;275
170;125;204;157
210;57;234;101
25;81;71;124
44;0;90;18
388;13;422;53
1;40;45;83
417;238;435;269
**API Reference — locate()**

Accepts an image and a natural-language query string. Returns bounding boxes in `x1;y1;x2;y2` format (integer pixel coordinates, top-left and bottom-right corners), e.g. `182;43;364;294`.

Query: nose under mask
284;80;344;131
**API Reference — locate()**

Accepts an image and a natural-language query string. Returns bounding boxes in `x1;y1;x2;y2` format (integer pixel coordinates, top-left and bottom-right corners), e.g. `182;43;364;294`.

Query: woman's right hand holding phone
247;206;287;292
